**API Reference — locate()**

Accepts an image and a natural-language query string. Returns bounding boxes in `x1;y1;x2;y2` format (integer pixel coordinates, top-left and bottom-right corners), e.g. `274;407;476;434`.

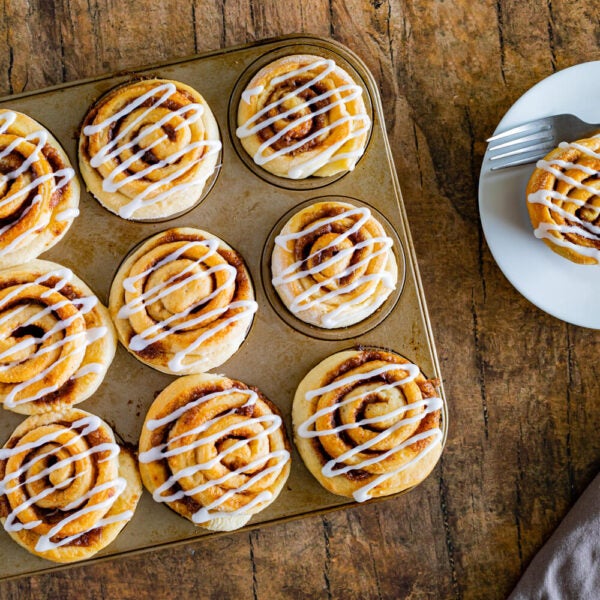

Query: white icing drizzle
0;267;107;409
0;198;39;237
241;85;264;104
82;83;222;219
0;415;130;552
0;111;17;131
139;387;290;523
0;110;76;255
0;197;45;256
298;361;443;502
303;363;420;403
272;206;395;327
236;58;370;178
55;207;80;222
72;362;104;378
144;387;257;433
117;239;257;373
527;136;600;261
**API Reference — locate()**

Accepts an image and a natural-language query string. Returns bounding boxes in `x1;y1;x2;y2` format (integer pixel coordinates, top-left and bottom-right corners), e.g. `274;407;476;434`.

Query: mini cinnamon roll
139;374;291;531
0;109;79;268
271;200;397;328
0;408;142;563
0;260;116;415
526;135;600;264
293;348;444;500
236;54;370;179
79;79;221;220
109;228;257;375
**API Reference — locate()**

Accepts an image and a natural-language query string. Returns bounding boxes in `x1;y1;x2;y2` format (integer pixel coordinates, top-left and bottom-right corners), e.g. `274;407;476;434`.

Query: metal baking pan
0;34;447;580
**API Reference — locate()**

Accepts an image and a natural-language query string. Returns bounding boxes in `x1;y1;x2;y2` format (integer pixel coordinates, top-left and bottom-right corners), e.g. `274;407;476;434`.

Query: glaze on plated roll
292;348;444;500
0;109;79;268
236;54;371;179
0;408;142;563
79;79;221;220
0;260;116;415
109;228;257;375
526;135;600;264
138;374;291;531
271;200;397;328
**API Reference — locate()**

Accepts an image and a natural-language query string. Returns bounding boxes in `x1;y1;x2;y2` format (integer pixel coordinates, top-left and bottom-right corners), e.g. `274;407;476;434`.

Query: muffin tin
0;34;447;580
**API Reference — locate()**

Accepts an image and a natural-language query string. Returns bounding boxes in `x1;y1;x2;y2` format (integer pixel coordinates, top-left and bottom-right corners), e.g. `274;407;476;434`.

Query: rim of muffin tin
227;43;375;191
77;77;224;224
108;226;259;370
261;196;406;341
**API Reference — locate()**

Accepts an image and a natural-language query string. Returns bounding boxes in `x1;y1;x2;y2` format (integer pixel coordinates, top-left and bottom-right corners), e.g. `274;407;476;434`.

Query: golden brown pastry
271;200;397;328
0;408;142;563
526;135;600;264
109;227;257;375
0;109;79;268
292;348;444;500
236;54;371;179
79;78;221;220
138;374;291;531
0;260;116;415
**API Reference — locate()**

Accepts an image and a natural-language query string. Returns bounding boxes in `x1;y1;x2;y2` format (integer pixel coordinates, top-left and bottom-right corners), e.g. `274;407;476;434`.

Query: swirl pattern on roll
0;109;79;268
79;79;221;220
0;260;116;415
109;228;257;375
292;348;444;500
526;135;600;264
138;374;291;531
271;200;398;328
0;408;142;563
236;54;371;179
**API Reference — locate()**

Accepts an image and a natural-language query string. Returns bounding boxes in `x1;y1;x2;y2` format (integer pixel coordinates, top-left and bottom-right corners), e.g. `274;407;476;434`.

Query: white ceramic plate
479;61;600;329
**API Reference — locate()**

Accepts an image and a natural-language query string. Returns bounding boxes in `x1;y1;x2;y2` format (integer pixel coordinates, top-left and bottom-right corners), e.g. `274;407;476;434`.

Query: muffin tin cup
0;34;446;581
78;78;224;224
261;195;406;340
228;43;375;190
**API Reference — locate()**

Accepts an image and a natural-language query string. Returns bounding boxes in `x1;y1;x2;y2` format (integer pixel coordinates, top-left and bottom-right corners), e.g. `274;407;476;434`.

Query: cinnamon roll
0;109;79;268
0;408;142;563
138;374;291;531
79;79;221;220
271;200;397;328
0;260;116;415
526;135;600;264
109;228;257;375
293;348;444;500
236;54;371;179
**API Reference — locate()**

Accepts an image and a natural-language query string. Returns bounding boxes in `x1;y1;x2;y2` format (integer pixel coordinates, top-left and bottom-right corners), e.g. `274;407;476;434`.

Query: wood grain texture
0;0;599;598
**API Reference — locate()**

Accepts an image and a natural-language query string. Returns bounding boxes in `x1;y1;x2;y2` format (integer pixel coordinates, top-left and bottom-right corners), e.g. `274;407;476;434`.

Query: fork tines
486;121;552;143
485;113;600;170
486;121;558;170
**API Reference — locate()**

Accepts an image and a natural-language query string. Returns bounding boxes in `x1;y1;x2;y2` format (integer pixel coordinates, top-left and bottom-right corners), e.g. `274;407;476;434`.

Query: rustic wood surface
0;0;599;598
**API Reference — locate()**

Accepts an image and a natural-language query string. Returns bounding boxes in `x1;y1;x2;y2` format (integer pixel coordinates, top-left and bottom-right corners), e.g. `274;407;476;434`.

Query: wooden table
1;1;599;598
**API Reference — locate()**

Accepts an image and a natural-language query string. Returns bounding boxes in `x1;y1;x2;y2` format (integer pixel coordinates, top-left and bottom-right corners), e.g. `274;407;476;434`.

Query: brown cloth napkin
508;472;600;600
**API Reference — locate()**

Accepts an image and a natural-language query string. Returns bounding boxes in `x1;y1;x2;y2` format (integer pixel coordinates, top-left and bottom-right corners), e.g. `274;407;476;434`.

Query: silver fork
485;113;599;170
